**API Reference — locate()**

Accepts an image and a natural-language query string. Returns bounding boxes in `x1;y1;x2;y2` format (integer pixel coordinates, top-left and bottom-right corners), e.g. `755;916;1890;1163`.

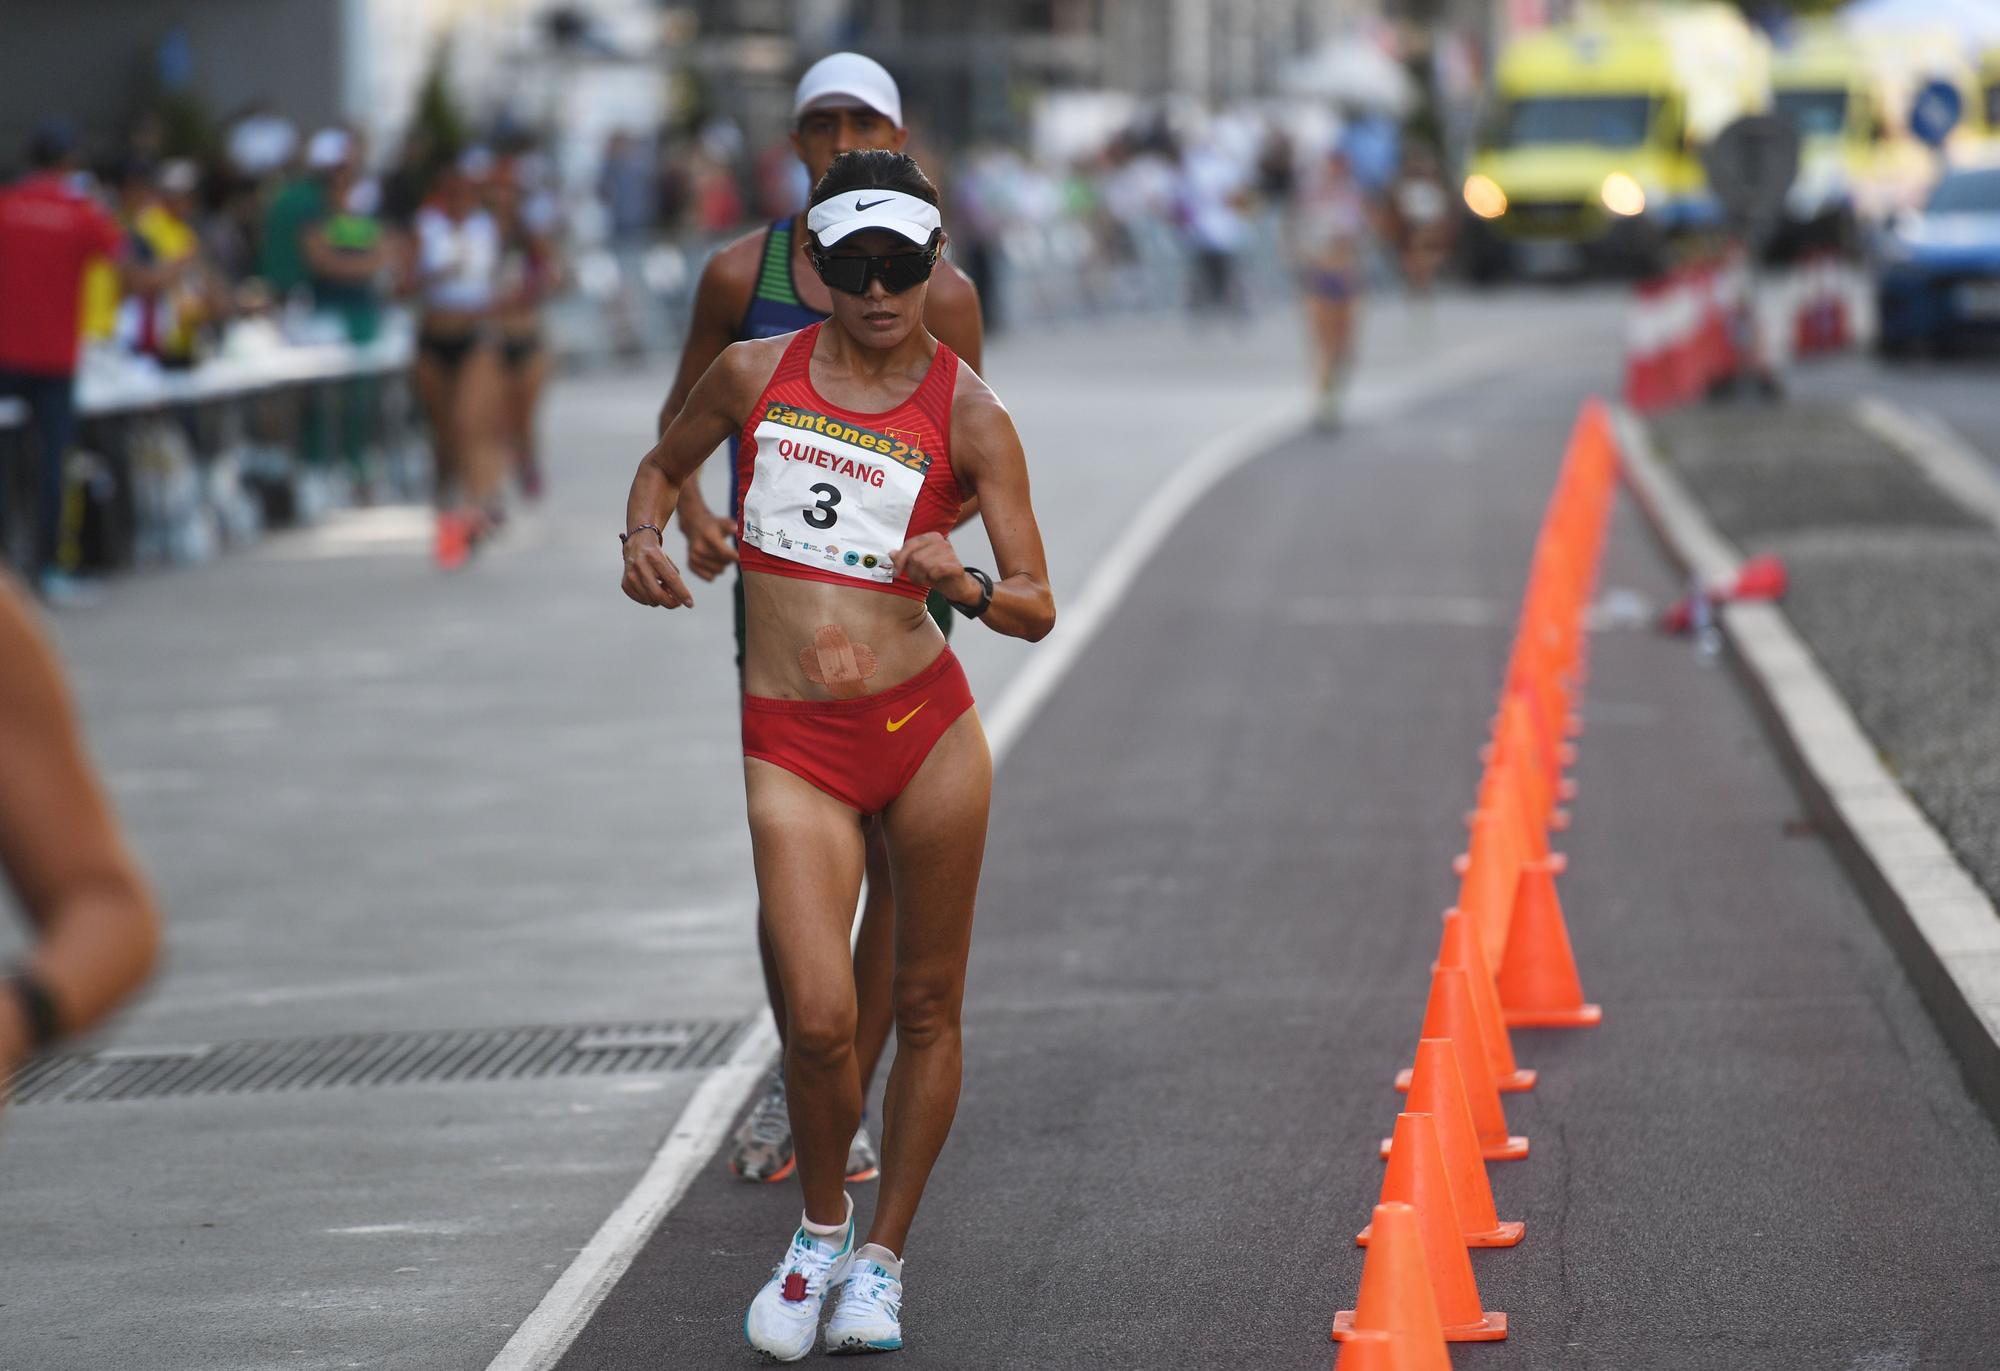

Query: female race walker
619;150;1053;1360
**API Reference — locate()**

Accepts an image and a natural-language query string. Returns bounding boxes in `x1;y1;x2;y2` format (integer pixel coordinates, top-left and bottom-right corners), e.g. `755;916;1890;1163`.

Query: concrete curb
1612;402;2000;1125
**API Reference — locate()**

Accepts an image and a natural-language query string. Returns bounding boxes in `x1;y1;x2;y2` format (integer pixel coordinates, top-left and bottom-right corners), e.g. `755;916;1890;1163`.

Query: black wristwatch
950;566;994;619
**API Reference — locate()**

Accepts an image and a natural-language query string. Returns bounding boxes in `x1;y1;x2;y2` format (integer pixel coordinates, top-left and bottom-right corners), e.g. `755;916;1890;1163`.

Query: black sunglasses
808;233;942;296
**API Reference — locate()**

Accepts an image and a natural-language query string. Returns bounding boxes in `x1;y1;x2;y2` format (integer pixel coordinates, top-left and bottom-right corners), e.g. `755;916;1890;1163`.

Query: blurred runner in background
492;151;561;502
0;574;161;1111
655;52;984;1191
1297;146;1368;431
411;149;506;569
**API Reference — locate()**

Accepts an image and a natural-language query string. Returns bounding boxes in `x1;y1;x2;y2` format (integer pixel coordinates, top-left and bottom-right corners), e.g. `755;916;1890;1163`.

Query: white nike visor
805;189;941;250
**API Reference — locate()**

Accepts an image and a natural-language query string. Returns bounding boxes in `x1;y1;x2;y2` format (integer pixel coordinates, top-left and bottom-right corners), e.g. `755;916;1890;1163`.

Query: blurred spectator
304;137;389;346
953;148;1013;330
1339;112;1402;196
260;130;346;308
1257;125;1298;207
753;138;809;222
597;129;656;245
136;160;227;367
225;99;298;182
597;129;656;355
380;128;439;232
689;149;746;235
1387;145;1453;308
304;133;393;488
200;173;264;290
1178;136;1252;316
0;122;127;603
108;157;167;354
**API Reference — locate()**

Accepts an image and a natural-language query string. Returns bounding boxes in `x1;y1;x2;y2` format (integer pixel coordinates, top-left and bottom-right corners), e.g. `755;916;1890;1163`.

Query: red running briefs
742;648;975;815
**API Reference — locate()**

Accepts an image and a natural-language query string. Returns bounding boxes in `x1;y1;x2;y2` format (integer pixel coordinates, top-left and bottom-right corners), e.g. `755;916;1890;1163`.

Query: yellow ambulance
1462;4;1770;279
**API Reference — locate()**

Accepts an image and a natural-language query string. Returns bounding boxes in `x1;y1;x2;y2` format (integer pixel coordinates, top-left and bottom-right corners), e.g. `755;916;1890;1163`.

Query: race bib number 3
741;403;930;584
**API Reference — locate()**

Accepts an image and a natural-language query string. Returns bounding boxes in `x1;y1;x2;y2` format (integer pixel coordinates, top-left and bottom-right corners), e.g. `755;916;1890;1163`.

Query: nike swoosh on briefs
854;198;892;211
885;702;928;732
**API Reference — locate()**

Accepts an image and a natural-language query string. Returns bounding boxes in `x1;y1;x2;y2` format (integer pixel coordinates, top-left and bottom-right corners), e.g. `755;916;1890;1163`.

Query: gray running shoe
729;1069;796;1183
845;1121;879;1184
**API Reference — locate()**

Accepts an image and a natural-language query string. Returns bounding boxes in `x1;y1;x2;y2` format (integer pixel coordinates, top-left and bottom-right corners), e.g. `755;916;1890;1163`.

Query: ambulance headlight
1463;174;1508;220
1600;172;1646;218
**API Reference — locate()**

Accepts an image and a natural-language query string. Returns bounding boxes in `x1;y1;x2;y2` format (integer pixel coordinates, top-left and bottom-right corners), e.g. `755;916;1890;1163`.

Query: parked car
1874;164;2000;355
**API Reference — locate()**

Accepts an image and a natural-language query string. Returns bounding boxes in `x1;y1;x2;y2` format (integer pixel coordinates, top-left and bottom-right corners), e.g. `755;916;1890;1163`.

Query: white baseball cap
792;53;903;129
805;188;940;249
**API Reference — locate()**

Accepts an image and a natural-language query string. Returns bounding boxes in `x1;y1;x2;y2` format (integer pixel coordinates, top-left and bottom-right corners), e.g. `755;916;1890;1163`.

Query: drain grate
7;1019;748;1105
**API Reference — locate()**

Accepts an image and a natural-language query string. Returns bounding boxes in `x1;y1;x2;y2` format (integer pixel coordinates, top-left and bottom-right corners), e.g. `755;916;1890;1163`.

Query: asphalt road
1790;350;2000;470
7;287;1996;1369
556;334;2000;1367
0;290;1598;1370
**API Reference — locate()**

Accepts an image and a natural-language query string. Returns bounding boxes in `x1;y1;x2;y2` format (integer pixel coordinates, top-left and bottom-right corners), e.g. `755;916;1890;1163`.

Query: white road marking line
1853;395;2000;537
484;326;1541;1371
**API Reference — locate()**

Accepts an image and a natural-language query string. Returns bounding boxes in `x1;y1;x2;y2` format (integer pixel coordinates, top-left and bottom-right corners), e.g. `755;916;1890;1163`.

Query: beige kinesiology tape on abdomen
798;624;878;700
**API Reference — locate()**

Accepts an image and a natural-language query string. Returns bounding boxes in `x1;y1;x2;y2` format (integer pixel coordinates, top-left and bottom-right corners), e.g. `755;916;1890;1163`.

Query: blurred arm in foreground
0;578;161;1092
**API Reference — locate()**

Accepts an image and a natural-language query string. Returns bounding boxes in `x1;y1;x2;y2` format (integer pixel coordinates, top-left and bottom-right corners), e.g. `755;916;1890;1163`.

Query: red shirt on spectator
0;173;124;377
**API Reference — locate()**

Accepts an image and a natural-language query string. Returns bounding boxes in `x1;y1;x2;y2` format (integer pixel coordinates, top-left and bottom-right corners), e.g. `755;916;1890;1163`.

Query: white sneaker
743;1202;854;1362
728;1069;795;1183
825;1253;903;1355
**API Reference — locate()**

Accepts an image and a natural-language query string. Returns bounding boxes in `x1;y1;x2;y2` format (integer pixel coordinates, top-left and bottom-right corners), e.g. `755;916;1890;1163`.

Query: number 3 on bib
803;483;841;529
741;412;929;584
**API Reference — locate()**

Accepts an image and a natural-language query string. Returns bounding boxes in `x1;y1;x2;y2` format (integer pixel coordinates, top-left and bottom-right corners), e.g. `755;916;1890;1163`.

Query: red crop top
734;323;962;602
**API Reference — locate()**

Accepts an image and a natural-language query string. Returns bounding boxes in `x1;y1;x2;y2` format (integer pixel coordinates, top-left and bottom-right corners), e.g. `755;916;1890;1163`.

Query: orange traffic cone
1378;1039;1523;1247
1454;808;1522;966
1490;691;1568;831
1398;910;1534;1093
1385;966;1528;1162
1497;862;1602;1028
1331;1203;1454;1353
1343;1116;1506;1342
1332;1327;1448;1371
1466;759;1562;871
1361;1103;1523;1246
1458;788;1566;964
